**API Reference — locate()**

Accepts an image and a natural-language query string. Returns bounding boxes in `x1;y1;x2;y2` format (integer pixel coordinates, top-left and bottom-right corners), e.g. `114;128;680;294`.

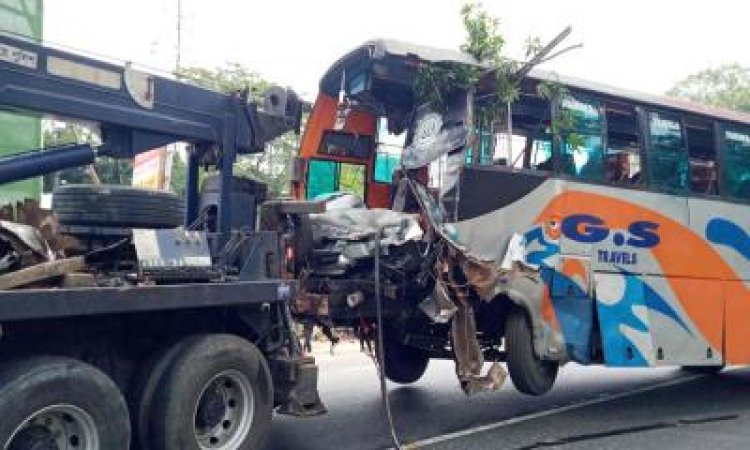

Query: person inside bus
607;150;641;183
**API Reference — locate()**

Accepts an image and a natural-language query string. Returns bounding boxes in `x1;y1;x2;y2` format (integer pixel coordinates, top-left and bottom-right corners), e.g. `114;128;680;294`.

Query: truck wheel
0;356;130;450
381;331;429;384
150;334;273;450
129;339;193;450
505;308;558;396
53;184;184;229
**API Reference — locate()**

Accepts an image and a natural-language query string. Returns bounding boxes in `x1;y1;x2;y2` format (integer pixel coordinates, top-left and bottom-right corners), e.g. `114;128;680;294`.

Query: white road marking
401;373;706;449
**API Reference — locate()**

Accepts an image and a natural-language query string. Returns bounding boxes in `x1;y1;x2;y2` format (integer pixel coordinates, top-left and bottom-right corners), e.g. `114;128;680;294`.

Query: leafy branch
537;79;585;151
414;2;583;154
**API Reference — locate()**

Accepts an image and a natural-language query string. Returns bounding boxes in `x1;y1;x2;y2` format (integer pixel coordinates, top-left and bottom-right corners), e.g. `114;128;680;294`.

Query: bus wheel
150;334;273;450
505;308;558;396
380;331;429;384
0;356;130;450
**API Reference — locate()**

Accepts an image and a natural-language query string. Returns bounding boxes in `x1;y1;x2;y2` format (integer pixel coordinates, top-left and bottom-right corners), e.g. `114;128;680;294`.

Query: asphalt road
268;343;749;449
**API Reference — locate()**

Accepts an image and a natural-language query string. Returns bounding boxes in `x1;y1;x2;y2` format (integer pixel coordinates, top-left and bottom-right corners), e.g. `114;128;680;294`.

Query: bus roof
321;39;750;126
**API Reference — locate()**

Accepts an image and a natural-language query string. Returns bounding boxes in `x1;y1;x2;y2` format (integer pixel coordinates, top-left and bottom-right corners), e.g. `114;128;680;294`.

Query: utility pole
176;0;182;72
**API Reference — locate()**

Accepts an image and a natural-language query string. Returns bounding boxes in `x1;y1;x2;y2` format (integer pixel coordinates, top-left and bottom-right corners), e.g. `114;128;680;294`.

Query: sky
42;0;749;101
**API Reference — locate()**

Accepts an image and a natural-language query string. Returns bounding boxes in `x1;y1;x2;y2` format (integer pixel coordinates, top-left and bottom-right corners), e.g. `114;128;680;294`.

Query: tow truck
0;33;323;449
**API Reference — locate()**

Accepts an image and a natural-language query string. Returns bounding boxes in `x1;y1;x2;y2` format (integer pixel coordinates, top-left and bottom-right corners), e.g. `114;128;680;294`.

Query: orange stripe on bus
536;191;747;355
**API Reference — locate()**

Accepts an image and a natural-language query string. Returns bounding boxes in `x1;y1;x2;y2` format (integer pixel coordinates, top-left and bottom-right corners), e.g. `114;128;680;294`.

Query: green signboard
0;0;43;204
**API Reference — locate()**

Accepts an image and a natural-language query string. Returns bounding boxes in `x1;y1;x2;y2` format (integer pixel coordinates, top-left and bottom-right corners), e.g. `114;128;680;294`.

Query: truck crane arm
0;32;302;231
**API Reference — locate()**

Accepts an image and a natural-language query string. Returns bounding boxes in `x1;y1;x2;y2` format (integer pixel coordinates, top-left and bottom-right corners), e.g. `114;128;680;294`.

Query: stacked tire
52;184;184;229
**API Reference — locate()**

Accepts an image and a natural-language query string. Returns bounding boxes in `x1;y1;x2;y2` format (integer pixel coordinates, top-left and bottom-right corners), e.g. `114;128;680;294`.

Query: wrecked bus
290;39;750;396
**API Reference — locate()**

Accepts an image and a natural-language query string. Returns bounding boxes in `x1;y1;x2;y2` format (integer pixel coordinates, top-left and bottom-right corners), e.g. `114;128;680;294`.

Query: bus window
374;152;400;183
339;162;366;199
561;96;604;181
374;117;405;183
306;159;366;200
686;118;718;195
722;127;750;200
465;132;493;165
306;159;338;199
647;112;688;192
492;93;552;170
604;104;642;184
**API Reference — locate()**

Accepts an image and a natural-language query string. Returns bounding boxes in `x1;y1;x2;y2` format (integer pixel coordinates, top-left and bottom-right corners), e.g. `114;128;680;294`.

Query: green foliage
414;2;512;111
537;79;584;151
414;1;582;155
173;63;300;198
667;63;750;112
460;2;505;64
413;2;529;122
176;63;272;102
414;63;481;109
42;122;132;190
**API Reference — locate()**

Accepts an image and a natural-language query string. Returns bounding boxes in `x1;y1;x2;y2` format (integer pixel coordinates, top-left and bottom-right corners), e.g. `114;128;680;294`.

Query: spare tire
53;184;184;229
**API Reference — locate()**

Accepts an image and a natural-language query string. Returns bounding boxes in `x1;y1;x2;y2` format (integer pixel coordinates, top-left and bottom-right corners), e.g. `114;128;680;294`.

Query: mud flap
272;355;327;417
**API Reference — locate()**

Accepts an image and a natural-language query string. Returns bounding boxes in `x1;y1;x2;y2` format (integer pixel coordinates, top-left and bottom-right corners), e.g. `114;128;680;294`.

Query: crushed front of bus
289;39;592;396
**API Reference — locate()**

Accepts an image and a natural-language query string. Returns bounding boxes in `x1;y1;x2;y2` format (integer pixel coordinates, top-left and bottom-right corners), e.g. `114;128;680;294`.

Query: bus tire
505;308;558;396
129;339;194;450
0;356;130;450
149;334;273;450
381;331;429;384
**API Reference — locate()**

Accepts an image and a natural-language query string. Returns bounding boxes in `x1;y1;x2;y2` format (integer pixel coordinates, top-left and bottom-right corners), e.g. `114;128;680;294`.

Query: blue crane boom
0;32;302;232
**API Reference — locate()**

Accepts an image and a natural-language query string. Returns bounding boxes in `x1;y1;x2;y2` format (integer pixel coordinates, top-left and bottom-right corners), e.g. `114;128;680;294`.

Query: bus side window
722;126;750;200
560;96;605;181
646;112;689;192
686;118;718;195
374;117;405;183
604;104;642;184
492;93;552;170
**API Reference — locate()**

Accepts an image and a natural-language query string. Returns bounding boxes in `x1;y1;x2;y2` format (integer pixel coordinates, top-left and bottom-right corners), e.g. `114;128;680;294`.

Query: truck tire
381;331;429;385
53;184;184;229
0;356;130;450
505;308;558;396
129;339;194;450
149;334;273;450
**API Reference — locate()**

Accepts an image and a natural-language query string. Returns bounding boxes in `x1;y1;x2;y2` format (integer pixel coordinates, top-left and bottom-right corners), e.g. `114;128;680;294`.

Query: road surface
268;342;749;449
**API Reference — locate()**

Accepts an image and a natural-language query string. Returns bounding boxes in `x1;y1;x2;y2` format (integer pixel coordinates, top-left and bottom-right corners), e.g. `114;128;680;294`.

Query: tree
175;63;299;198
42;121;132;191
668;63;750;112
176;63;271;101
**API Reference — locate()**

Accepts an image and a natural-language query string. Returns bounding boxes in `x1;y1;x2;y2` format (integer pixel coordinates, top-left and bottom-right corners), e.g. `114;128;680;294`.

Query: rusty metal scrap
0;200;77;256
0;256;85;290
294;288;330;317
440;252;508;395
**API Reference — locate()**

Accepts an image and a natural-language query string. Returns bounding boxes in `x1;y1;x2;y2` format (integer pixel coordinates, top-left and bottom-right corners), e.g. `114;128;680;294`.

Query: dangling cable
373;227;402;449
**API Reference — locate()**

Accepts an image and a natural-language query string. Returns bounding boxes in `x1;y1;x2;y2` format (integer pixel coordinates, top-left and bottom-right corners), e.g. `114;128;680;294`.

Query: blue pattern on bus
596;273;689;367
597;274;649;366
706;218;750;260
523;227;560;266
545;268;595;364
